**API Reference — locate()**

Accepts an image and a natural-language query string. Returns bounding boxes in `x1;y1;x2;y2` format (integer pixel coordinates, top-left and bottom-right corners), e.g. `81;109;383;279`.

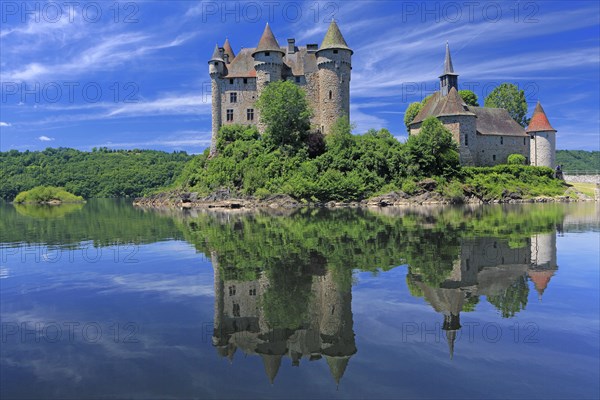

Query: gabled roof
223;38;235;62
319;20;352;53
252;23;285;55
223;46;318;78
209;44;223;62
468;106;528;137
526;101;556;133
410;87;474;125
224;48;257;78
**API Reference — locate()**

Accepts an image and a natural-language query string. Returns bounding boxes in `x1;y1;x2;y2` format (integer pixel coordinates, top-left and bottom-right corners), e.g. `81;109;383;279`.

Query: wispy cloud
0;122;12;127
38;135;54;141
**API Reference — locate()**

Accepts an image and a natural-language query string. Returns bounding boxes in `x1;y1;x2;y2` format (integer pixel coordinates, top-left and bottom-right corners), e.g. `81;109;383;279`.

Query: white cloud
38;135;54;141
0;122;12;127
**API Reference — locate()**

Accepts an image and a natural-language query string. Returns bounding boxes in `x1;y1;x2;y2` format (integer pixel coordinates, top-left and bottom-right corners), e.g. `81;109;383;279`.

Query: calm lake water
1;199;599;399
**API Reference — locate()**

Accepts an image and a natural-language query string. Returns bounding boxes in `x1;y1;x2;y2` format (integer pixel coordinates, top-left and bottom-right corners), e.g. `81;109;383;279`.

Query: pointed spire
325;355;350;385
526;101;556;133
443;41;456;75
439;42;458;95
446;330;457;360
253;23;285;55
319;20;352;53
209;43;223;62
223;38;235;62
260;354;282;384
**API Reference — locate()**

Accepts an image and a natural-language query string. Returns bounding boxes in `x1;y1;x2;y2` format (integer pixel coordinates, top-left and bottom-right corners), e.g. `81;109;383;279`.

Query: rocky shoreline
134;182;595;210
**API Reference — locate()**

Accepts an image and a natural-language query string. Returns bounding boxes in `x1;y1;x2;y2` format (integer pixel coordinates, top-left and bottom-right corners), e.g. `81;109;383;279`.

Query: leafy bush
14;186;84;203
507;154;526;165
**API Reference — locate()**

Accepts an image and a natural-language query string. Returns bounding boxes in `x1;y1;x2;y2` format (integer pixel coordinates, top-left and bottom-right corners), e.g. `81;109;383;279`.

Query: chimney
223;53;229;63
218;47;225;59
287;38;295;54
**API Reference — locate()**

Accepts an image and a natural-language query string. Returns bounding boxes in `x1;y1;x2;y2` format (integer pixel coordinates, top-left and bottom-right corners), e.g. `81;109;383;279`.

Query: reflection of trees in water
14;203;84;219
487;275;529;318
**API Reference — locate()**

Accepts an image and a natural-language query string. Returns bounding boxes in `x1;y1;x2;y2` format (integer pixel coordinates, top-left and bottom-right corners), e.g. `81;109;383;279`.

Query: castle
209;20;352;156
209;24;557;168
408;43;557;168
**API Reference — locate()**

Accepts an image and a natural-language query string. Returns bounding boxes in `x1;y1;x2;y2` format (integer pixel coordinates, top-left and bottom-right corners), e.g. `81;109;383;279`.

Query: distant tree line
0;147;192;200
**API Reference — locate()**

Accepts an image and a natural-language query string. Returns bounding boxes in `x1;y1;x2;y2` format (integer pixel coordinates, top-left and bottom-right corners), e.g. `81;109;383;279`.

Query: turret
527;101;557;168
252;23;284;92
439;42;458;96
317;20;352;135
209;44;225;156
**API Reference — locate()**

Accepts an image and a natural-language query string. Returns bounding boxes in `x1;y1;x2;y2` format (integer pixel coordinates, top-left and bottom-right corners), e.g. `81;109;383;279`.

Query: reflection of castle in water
211;252;356;385
408;232;558;358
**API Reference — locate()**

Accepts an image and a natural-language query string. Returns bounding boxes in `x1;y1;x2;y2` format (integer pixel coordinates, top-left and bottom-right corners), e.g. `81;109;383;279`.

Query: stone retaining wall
563;175;600;184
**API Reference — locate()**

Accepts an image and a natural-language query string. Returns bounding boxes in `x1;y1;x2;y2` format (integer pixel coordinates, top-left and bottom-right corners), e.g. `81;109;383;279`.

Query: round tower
316;20;352;135
527;101;556;168
252;23;284;133
252;23;284;92
209;44;225;157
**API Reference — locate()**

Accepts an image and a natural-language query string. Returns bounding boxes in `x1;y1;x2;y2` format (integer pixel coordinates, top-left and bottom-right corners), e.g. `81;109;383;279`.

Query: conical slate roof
260;354;283;384
209;44;223;62
442;42;458;76
325;355;351;385
223;38;235;62
252;23;285;55
319;20;352;53
526;101;556;133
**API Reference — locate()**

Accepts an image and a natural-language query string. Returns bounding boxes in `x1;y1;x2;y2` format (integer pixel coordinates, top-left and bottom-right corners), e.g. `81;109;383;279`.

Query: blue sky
1;0;599;153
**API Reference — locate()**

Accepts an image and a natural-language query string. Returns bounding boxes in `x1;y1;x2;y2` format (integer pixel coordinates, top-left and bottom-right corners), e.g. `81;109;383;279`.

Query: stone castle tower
208;21;352;155
527;101;557;168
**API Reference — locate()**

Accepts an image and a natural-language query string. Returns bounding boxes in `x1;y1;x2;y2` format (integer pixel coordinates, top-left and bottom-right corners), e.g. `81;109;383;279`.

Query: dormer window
229;78;234;84
333;49;338;54
265;51;270;56
243;78;248;84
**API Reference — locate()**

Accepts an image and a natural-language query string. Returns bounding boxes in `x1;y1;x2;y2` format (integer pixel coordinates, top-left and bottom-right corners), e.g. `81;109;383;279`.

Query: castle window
500;136;504;145
233;303;240;317
333;49;338;54
464;134;469;146
247;108;254;121
228;285;236;296
249;288;256;296
466;259;470;271
243;78;248;84
525;157;529;164
265;51;270;56
230;92;237;103
229;78;234;84
295;76;301;83
524;137;527;145
328;90;332;100
226;109;233;122
493;154;496;161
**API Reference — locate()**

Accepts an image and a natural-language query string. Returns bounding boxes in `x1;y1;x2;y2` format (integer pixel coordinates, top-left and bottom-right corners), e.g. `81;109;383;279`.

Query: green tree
405;116;460;177
458;90;479;106
484;83;529;127
404;102;423;132
255;80;312;149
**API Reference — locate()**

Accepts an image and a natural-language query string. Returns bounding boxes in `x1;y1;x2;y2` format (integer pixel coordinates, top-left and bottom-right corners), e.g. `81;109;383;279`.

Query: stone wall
219;77;258;128
474;134;529;166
